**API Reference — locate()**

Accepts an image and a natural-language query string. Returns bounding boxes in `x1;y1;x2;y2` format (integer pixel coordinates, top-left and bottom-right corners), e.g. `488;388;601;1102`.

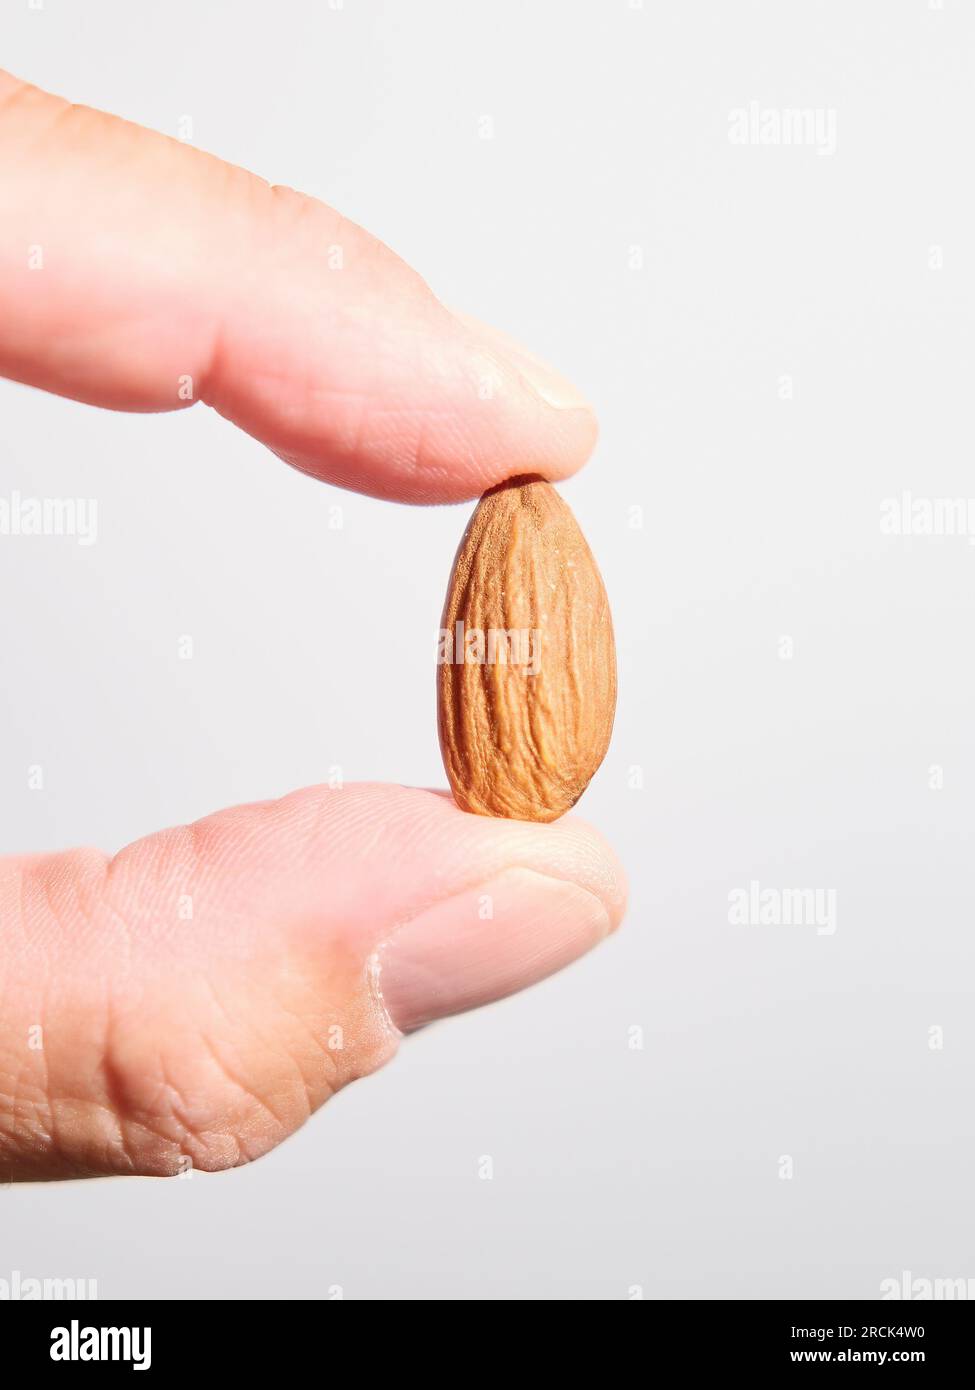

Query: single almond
437;475;617;823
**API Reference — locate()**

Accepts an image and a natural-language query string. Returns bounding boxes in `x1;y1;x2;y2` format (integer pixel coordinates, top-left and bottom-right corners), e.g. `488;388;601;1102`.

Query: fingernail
373;869;612;1033
448;307;594;411
506;343;593;410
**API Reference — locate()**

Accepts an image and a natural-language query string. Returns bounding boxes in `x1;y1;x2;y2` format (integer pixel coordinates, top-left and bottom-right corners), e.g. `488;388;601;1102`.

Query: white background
1;0;973;1299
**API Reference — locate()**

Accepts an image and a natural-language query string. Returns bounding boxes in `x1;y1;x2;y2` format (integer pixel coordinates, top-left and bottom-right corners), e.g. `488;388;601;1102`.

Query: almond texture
438;475;617;823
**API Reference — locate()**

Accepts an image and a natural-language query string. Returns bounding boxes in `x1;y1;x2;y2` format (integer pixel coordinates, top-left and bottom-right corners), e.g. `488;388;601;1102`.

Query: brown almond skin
438;475;617;823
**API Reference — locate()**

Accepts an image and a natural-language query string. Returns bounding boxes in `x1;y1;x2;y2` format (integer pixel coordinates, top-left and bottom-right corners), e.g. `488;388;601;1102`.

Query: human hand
0;71;625;1180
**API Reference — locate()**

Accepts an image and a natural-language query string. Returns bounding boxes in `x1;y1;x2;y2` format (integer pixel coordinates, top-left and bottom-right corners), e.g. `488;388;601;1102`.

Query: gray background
1;0;973;1300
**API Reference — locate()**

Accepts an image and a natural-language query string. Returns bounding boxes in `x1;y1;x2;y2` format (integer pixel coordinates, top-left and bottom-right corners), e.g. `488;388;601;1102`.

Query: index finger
0;70;597;504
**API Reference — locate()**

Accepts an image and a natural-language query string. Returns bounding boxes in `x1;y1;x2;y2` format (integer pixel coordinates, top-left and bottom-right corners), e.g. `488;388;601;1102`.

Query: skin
0;70;626;1180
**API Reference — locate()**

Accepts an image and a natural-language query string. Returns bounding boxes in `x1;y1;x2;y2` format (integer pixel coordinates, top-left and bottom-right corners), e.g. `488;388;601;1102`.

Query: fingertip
439;305;600;494
444;795;627;931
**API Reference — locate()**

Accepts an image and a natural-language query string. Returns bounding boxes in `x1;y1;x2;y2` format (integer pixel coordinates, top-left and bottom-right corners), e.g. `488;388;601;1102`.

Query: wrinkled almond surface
438;475;617;823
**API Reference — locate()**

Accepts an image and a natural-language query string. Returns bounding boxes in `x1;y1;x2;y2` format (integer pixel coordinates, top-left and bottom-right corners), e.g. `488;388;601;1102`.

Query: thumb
0;784;625;1180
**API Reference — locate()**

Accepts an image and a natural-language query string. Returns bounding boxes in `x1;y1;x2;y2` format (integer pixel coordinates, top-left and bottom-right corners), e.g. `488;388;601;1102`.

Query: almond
437;475;617;823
